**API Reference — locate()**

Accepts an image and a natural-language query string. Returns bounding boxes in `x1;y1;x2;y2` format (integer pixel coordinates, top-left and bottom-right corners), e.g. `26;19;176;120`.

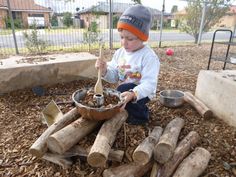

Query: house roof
78;2;162;16
0;0;52;12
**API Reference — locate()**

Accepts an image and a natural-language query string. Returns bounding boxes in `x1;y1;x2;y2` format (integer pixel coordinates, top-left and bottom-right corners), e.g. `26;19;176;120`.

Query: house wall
80;14;108;29
215;14;236;29
0;10;7;29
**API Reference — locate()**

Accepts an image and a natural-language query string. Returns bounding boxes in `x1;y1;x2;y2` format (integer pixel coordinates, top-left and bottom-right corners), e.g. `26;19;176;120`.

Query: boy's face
119;30;144;52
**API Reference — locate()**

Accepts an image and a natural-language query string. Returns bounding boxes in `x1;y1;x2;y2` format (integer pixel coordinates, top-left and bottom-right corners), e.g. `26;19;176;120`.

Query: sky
34;0;236;13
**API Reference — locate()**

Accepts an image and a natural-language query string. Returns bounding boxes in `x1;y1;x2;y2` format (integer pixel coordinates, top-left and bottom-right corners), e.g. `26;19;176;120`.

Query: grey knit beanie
117;4;151;41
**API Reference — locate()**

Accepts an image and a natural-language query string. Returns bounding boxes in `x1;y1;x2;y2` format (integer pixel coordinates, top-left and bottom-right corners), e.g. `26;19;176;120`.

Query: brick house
76;2;162;29
0;0;52;29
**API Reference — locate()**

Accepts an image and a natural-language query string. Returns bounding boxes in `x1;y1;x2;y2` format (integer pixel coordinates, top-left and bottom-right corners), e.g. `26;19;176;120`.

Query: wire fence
0;0;233;56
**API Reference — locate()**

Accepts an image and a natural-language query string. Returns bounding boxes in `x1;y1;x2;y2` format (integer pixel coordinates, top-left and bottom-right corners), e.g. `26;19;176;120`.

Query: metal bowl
159;90;185;108
72;87;124;120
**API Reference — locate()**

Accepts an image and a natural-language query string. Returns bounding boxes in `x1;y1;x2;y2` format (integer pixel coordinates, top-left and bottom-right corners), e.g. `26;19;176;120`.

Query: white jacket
103;45;160;101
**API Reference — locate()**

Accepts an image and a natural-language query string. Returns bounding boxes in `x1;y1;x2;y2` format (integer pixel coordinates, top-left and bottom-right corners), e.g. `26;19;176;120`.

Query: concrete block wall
0;53;98;93
195;70;236;128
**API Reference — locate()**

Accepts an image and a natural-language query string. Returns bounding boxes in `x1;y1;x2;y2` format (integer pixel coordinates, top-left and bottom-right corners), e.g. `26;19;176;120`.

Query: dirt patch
0;44;236;176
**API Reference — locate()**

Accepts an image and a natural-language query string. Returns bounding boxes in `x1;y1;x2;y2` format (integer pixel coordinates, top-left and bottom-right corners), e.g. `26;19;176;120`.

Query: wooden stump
29;108;80;157
158;131;200;177
154;117;184;164
172;147;211;177
132;126;163;165
87;110;128;167
47;117;99;154
102;161;153;177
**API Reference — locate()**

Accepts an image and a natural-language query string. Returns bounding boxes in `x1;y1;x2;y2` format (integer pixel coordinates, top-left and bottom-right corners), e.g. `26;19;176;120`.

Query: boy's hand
95;59;107;76
120;91;136;110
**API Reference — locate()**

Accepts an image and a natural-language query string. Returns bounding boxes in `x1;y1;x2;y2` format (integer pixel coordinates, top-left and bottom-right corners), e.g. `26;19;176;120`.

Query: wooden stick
102;161;153;177
172;147;211;177
157;131;200;177
184;92;213;118
29;108;80;157
47;117;100;154
42;152;73;169
87;110;128;167
132;126;163;165
154;117;185;164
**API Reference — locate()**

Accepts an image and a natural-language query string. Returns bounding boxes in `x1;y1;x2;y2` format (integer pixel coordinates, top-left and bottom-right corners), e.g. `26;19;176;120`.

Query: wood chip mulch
0;44;236;177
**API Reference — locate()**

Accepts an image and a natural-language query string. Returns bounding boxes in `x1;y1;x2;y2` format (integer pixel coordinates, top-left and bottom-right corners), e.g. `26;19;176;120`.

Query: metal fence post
159;0;165;48
7;0;19;54
109;0;113;49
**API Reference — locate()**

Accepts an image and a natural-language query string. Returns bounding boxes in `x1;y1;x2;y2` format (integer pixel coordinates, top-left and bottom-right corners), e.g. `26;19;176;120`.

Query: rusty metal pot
72;87;124;120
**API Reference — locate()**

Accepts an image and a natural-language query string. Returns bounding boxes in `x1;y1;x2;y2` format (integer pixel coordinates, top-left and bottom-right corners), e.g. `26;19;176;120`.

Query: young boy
95;4;160;125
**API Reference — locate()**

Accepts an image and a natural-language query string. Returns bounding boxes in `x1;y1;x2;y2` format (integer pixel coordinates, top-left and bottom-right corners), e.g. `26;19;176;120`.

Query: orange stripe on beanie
117;4;151;41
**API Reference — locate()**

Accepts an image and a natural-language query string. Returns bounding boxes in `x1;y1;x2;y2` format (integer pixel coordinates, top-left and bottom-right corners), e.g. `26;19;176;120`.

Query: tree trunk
157;131;200;177
42;152;73;169
184;91;212;118
47;117;100;154
102;161;153;177
154;117;184;164
172;147;211;177
29;108;80;157
87;110;128;167
132;126;163;165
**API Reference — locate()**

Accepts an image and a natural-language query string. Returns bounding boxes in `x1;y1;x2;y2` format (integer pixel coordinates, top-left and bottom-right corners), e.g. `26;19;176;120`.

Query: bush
23;24;48;54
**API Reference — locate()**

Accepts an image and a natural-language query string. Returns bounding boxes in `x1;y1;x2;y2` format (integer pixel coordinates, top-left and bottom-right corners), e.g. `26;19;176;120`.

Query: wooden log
184;91;213;118
42;152;73;169
102;161;153;177
154;117;184;164
47;117;100;154
29;108;80;158
132;126;163;165
157;131;200;177
87;110;128;167
172;147;211;177
150;161;160;177
64;145;124;162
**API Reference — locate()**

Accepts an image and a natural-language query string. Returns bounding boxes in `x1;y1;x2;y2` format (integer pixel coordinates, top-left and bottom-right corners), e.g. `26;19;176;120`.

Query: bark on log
87;110;128;167
172;147;211;177
47;117;99;154
42;152;73;169
154;117;184;164
29;108;80;157
102;161;153;177
150;161;160;177
64;145;124;162
133;126;163;165
184;92;212;119
157;131;200;177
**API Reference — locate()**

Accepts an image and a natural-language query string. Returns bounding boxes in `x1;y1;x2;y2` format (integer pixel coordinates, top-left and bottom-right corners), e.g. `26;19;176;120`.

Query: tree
171;5;178;13
62;12;73;27
131;0;142;4
177;0;231;43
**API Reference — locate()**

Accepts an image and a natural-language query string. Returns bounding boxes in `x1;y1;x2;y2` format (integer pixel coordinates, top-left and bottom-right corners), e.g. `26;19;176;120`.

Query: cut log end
154;143;172;164
47;136;64;154
87;152;107;167
203;110;213;119
132;151;149;165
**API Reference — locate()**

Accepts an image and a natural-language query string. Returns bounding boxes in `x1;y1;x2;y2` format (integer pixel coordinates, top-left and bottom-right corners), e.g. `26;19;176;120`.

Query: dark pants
117;83;150;125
